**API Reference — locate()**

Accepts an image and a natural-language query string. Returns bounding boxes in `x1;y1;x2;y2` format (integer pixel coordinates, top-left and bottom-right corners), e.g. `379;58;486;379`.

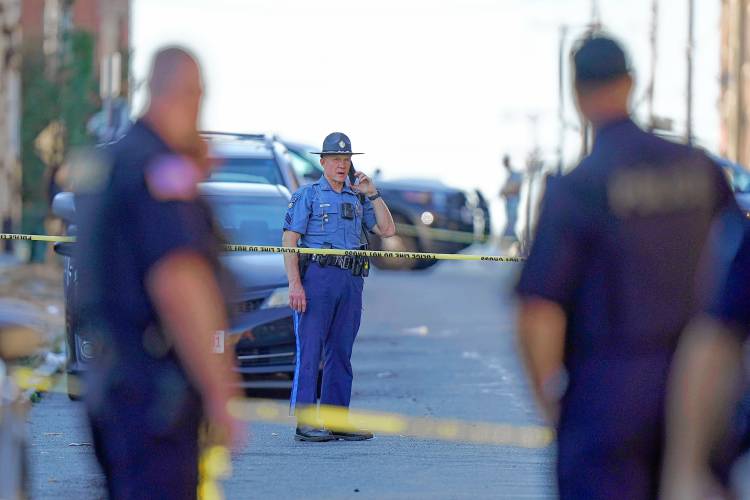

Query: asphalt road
27;248;555;499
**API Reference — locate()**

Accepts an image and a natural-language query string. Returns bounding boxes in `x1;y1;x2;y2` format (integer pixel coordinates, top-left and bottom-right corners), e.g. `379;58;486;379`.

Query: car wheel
370;215;420;271
414;258;438;270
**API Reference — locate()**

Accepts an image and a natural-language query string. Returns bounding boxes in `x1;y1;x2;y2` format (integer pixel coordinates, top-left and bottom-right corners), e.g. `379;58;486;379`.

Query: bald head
148;47;201;98
144;46;204;151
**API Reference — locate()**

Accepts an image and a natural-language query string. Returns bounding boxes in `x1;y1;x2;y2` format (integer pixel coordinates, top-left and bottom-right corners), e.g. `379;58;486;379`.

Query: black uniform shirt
516;118;735;452
76;120;219;425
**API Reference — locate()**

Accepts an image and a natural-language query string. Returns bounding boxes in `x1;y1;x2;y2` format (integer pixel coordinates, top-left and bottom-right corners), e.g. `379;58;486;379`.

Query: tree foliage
20;29;98;235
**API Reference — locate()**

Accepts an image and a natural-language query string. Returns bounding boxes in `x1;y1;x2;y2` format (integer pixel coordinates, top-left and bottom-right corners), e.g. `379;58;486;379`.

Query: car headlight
420;211;435;225
261;287;290;309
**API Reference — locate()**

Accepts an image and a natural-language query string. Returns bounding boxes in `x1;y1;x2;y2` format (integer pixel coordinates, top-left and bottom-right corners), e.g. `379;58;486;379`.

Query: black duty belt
310;254;355;270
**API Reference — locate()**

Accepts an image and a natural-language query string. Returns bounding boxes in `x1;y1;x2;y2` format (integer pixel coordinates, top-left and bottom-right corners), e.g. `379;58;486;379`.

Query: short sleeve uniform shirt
283;175;376;250
76;120;220;424
516;118;735;456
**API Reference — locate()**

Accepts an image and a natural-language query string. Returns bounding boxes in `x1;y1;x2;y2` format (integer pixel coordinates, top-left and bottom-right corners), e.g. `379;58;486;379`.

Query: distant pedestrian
515;34;736;500
500;155;521;241
282;132;396;442
76;47;244;499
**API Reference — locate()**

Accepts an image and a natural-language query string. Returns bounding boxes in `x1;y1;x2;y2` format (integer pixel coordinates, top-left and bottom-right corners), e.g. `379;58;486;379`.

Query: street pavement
27;246;556;499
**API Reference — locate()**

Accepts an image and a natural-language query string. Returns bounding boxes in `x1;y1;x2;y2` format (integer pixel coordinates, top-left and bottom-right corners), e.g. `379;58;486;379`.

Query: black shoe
295;425;335;442
331;430;374;441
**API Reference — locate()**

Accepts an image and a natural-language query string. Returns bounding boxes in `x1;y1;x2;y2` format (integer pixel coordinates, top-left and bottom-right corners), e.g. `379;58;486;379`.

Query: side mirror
52;192;76;223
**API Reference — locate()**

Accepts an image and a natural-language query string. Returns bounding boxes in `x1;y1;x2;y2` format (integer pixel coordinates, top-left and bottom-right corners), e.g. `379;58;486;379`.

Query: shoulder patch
145;155;201;201
288;191;303;209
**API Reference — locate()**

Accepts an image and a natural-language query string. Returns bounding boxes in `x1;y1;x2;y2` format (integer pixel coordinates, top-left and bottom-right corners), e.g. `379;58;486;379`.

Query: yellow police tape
13;367;552;500
198;446;232;500
228;399;553;449
0;226;485;246
1;233;75;243
0;233;524;263
13;367;551;449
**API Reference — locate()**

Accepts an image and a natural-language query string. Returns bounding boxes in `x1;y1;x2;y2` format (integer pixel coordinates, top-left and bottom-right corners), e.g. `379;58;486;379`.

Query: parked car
711;154;750;213
283;141;489;270
53;182;305;398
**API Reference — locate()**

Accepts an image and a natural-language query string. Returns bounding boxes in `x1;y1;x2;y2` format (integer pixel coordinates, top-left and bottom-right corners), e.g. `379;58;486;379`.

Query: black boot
295;425;335;442
331;430;374;441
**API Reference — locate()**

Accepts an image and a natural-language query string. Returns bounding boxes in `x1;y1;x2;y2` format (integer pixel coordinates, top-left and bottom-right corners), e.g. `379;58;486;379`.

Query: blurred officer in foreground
661;214;750;500
282;132;396;442
515;34;736;499
76;47;243;498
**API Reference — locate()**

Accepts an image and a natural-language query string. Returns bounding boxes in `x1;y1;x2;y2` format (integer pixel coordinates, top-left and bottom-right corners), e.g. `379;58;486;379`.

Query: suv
203;132;300;191
283;141;489;270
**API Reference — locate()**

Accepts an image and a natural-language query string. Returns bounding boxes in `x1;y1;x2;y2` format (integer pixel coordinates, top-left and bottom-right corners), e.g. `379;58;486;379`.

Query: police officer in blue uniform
515;35;736;499
282;132;396;442
661;214;750;500
76;47;243;498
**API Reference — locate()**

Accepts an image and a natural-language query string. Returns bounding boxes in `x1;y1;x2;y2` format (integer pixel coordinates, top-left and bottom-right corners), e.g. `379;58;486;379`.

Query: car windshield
287;148;323;180
207;195;287;247
209;157;283;185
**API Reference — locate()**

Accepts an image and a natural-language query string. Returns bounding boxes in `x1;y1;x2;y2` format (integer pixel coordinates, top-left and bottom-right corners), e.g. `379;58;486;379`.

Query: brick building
0;0;129;254
20;0;129;67
721;0;750;165
0;0;22;246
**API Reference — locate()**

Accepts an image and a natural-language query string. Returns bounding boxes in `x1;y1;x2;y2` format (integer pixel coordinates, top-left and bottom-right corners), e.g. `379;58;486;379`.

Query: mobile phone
348;163;358;186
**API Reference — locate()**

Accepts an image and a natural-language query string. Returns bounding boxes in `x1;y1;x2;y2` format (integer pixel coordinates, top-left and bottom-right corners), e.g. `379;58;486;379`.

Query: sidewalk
0;253;20;269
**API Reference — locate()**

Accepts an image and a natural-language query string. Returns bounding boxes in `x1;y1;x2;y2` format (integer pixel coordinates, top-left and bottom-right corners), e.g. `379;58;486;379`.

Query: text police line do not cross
1;234;526;263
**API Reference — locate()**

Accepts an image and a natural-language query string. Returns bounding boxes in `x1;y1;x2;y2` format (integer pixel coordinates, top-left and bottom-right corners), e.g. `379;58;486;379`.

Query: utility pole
736;0;747;163
686;0;695;144
100;0;118;138
95;0;130;143
590;0;602;31
557;25;568;175
522;114;542;257
647;0;659;130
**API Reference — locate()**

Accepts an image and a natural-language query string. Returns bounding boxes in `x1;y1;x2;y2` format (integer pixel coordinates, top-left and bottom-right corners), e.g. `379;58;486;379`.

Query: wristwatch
368;190;382;201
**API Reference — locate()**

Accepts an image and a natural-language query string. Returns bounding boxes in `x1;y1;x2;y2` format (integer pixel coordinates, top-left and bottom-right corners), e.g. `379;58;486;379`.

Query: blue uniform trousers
291;262;364;412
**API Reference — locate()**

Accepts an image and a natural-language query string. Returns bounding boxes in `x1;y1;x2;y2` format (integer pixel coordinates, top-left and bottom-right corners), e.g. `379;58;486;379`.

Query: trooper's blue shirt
516;117;735;497
283;175;377;249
